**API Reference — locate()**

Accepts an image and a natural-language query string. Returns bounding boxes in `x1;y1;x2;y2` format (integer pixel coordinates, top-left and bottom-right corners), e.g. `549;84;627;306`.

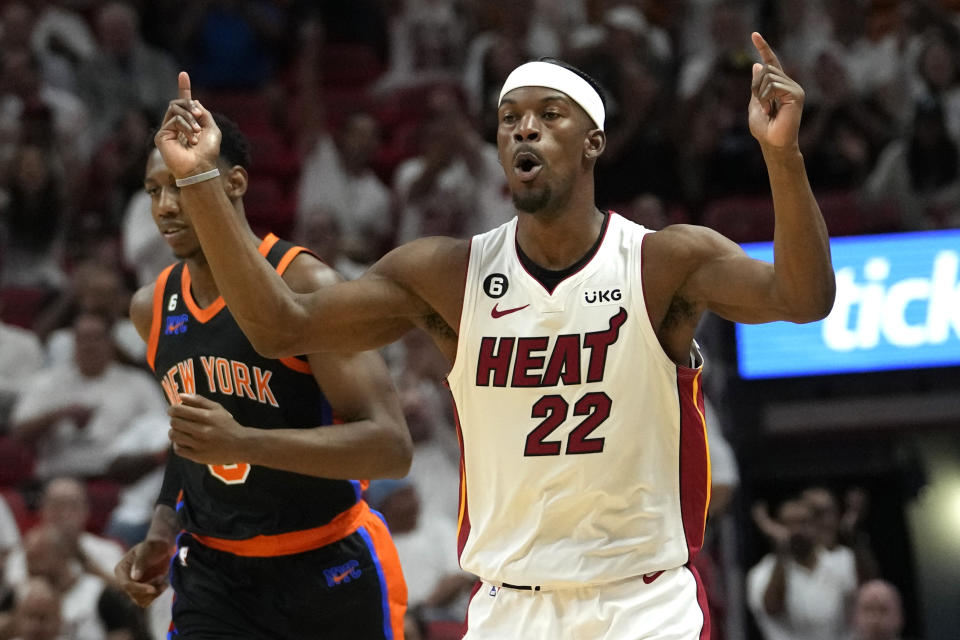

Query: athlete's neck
515;206;606;271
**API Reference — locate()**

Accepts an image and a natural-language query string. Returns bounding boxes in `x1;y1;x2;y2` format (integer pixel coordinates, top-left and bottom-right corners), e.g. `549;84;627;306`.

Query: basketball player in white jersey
151;32;835;639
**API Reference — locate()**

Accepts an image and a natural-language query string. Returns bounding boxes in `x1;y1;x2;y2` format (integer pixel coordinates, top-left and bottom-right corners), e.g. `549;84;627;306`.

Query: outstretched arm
153;73;457;358
655;33;834;331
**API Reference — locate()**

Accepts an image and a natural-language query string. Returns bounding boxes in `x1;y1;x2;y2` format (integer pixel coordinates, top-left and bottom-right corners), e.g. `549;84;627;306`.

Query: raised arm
646;33;834;357
153;73;463;358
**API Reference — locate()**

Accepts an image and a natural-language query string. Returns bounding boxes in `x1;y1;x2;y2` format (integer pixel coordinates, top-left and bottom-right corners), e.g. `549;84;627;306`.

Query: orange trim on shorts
180;235;280;324
191;500;369;557
362;507;407;639
147;264;176;371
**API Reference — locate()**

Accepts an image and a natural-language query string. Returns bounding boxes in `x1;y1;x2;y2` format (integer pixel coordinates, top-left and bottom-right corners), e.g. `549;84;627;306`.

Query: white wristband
175;168;220;187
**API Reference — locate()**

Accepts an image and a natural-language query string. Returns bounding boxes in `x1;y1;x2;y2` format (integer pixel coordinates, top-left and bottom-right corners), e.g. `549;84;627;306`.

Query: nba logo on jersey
165;314;189;335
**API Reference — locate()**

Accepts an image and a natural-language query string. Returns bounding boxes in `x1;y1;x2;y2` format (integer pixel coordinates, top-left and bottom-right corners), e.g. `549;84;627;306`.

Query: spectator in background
747;498;857;640
0;317;44;429
121;190;173;289
10;312;166;482
862;97;960;229
802;486;880;584
798;46;893;194
0;143;68;290
6;577;63;640
76;2;177;149
366;479;473;619
33;261;143;367
577;5;680;208
392;330;460;522
27;0;98;94
377;0;472;91
909;32;960;142
293;21;393;267
4;525;147;640
393;84;513;244
101;414;169;549
81;106;156;237
0;49;92;174
852;579;906;640
4;478;125;588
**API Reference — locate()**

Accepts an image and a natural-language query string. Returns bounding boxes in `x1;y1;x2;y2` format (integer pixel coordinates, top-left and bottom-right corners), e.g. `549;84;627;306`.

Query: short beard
512;186;552;213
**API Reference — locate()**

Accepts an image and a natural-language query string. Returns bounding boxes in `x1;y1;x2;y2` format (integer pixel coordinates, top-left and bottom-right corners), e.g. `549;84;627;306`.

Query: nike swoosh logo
491;303;530;319
642;570;664;584
333;568;355;583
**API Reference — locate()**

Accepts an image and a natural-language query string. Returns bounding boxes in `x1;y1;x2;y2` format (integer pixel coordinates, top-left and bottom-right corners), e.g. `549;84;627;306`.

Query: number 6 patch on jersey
208;463;251;484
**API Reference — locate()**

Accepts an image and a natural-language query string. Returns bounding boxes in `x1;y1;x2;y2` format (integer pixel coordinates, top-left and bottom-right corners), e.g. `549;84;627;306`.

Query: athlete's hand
155;71;222;179
115;539;172;607
748;32;804;151
168;393;250;464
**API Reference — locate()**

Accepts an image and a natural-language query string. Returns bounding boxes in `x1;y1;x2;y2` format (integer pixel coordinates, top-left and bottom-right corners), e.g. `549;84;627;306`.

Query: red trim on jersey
463;580;483;635
676;366;711;560
192;499;369;556
450;399;472;561
147;264;176;372
688;563;712;640
513;211;615;295
180;235;278;324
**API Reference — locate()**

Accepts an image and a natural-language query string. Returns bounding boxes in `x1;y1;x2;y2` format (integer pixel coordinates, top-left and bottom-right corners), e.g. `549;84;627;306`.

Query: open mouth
513;151;543;182
161;225;188;239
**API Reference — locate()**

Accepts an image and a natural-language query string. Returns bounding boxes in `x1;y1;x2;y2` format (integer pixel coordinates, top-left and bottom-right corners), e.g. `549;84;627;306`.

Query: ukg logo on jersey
736;230;960;378
823;250;959;351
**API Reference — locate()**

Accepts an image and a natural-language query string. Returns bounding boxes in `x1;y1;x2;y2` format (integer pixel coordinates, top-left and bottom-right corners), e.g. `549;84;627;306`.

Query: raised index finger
178;71;192;102
751;32;782;70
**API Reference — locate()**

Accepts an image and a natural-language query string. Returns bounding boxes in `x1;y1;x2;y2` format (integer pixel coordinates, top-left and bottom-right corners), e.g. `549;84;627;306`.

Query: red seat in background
0;436;35;487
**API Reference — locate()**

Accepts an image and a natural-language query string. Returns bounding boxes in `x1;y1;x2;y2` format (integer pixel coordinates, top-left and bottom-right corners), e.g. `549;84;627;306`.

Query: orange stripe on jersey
192;500;368;557
278;356;312;374
180;235;281;324
181;265;225;323
361;508;407;639
147;264;176;372
259;233;280;257
275;244;321;374
276;245;305;275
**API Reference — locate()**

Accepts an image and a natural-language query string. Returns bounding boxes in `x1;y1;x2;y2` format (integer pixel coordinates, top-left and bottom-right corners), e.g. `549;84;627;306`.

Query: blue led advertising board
736;229;960;379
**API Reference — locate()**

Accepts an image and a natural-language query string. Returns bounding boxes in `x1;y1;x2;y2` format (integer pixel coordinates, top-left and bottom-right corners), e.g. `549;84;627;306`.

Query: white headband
498;61;605;130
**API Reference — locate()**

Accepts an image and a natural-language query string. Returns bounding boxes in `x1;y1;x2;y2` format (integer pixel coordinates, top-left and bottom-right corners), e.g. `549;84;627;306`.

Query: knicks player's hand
115;538;172;607
748;32;804;151
155;71;222;179
168;393;248;464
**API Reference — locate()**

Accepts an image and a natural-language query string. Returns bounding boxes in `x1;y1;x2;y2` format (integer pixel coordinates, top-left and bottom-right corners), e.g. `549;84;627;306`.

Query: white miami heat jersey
446;213;711;587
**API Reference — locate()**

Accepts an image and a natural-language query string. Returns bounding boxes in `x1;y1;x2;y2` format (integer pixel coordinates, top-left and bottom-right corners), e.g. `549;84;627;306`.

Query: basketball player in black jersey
113;114;412;639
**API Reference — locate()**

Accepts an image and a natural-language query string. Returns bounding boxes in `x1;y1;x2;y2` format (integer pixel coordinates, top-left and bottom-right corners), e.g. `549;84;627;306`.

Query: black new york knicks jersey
148;234;362;540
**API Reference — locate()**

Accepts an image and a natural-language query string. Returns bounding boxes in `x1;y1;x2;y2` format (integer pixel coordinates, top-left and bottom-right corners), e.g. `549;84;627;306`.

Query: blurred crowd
0;0;954;638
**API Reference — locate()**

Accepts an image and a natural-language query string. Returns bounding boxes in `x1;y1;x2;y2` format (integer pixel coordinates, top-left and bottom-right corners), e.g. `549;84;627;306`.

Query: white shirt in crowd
747;546;857;640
